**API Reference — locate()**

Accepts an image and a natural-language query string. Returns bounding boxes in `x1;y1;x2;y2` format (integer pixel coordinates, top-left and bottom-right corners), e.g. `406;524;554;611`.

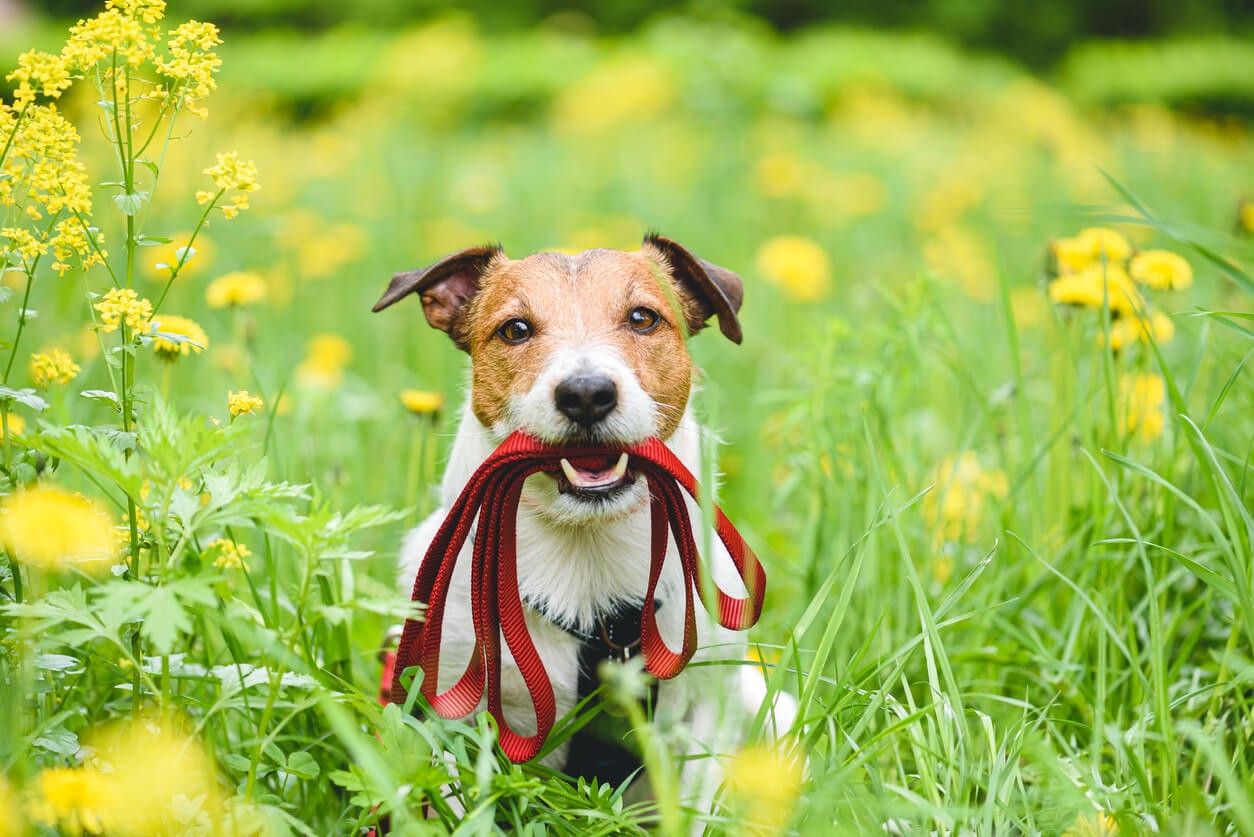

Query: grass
2;8;1254;836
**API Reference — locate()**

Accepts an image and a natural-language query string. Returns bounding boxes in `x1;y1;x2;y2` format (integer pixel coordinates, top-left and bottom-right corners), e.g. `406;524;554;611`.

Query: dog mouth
550;452;637;500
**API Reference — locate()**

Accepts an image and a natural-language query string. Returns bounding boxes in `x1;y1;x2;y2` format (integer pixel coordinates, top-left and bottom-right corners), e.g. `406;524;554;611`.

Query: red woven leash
388;430;766;763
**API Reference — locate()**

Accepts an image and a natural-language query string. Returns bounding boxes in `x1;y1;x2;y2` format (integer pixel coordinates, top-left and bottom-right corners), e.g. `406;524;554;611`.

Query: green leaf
285;751;321;780
113;190;150;216
0;386;49;411
80;390;120;408
32;726;79;757
136;158;160;178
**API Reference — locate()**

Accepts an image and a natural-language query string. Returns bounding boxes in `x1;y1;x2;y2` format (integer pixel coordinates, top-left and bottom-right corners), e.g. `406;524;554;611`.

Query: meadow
2;3;1254;834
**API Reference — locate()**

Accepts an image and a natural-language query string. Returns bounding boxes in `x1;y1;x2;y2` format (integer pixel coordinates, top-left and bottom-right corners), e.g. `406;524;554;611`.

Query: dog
374;234;793;811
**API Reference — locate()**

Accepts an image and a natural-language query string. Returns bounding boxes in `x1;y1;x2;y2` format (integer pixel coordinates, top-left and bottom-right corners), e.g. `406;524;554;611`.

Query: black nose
555;375;618;428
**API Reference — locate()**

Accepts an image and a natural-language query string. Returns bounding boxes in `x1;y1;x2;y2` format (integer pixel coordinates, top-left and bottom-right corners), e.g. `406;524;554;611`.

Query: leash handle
389;431;766;763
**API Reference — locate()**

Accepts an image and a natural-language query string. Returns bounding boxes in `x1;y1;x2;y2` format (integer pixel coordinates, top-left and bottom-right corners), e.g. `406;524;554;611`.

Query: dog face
374;235;743;522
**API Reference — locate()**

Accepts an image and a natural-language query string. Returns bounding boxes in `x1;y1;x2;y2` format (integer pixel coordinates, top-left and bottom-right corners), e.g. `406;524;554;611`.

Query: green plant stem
148;190;222;320
5;552;21;605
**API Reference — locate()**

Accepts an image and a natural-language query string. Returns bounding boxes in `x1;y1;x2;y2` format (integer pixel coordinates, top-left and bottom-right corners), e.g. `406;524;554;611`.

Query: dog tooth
559;458;581;486
611;452;629;479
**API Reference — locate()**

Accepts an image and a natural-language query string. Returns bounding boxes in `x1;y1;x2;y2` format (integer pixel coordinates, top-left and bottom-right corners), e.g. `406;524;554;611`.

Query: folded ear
372;244;503;349
642;234;744;344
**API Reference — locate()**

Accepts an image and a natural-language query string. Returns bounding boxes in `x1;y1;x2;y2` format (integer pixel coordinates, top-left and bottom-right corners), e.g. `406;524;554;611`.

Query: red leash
388;431;766;763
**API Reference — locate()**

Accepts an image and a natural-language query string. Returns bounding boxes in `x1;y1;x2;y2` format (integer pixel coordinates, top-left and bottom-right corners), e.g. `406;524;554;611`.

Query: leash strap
389;431;766;763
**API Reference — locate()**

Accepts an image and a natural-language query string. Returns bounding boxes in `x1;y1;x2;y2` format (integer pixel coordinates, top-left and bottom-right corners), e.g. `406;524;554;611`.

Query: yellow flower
205;270;267;308
723;743;805;836
208;537;250;569
0;484;118;570
29;349;80;388
201;151;260;219
1240;198;1254;235
154;20;221;118
754;153;807;199
552;54;674;135
1119;373;1166;441
94;288;153;333
1050;227;1132;275
755;235;831;302
1129;250;1193;291
401;389;444;416
297;333;352;389
142;232;213;280
5;50;72;106
4;414;27;436
1048;264;1144;314
227;390;263;419
1062;811;1120;836
921;452;1009;545
0;774;24;837
87;718;221;836
26;767;111;835
1104;311;1175;350
150;314;209;360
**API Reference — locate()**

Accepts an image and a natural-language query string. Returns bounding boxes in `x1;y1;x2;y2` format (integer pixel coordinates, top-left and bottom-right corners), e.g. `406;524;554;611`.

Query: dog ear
372;244;503;347
643;234;744;344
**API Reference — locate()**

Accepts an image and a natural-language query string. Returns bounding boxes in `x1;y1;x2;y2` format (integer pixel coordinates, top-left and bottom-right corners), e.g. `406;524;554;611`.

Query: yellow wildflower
754;153;807;199
6;50;72;106
401;389;444;416
297;334;352;389
63;6;155;71
1129;250;1193;291
200;152;260;219
1050;227;1132;275
921;452;1009;545
4;414;27;436
208;537;250;570
29;349;80;388
0;484;117;570
94;288;153;333
0;774;23;837
723;743;805;836
205;270;267;308
154;20;221;118
1104;311;1175;350
107;0;167;25
1240;198;1254;235
552;54;674;135
1062;811;1120;836
27;766;111;835
1048;264;1144;314
150;314;209;360
755;235;831;302
1119;373;1166;441
227;390;263;419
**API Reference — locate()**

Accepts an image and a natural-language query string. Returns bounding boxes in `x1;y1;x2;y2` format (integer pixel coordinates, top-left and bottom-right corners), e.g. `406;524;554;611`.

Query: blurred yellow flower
4;414;27;436
0;774;23;837
1063;811;1119;836
142;232;213;280
755;153;807;199
88;718;221;836
227;390;263;419
1048;264;1143;314
205;270;267;307
1119;373;1165;441
1129;250;1192;291
94;288;153;333
209;537;250;569
1240;198;1254;235
924;226;996;302
1010;286;1048;330
921;452;1009;545
0;484;117;570
297;334;353;389
723;743;805;836
1051;227;1131;275
29;349;80;388
151;314;208;360
755;235;831;302
27;766;110;835
401;389;444;416
552;54;674;135
1104;311;1175;350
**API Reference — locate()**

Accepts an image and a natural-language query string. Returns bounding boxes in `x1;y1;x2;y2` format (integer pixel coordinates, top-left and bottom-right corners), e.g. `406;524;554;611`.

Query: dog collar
389;430;766;763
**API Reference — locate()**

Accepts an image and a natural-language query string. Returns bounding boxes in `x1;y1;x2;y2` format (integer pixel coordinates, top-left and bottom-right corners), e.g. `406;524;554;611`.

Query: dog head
374;234;743;522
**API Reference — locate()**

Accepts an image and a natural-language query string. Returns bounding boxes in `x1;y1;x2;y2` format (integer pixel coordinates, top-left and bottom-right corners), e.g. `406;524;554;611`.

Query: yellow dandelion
4;414;27;436
150;314;209;360
0;484;118;570
142;233;213;280
297;333;352;389
1050;227;1132;275
400;389;444;417
208;537;250;570
29;349;80;388
1062;811;1120;836
1119;373;1166;441
723;743;806;836
227;390;263;419
921;452;1009;545
27;766;111;835
755;235;831;302
754;153;807;199
1104;311;1175;350
94;288;153;334
1129;250;1193;291
1048;264;1144;314
205;270;267;308
0;774;24;837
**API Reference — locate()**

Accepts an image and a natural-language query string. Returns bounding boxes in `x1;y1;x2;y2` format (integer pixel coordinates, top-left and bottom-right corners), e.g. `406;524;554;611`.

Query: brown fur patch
465;248;695;440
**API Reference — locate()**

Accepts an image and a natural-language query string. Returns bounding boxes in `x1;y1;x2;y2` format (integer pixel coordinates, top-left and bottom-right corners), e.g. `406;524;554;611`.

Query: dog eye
497;318;533;344
627;307;661;334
